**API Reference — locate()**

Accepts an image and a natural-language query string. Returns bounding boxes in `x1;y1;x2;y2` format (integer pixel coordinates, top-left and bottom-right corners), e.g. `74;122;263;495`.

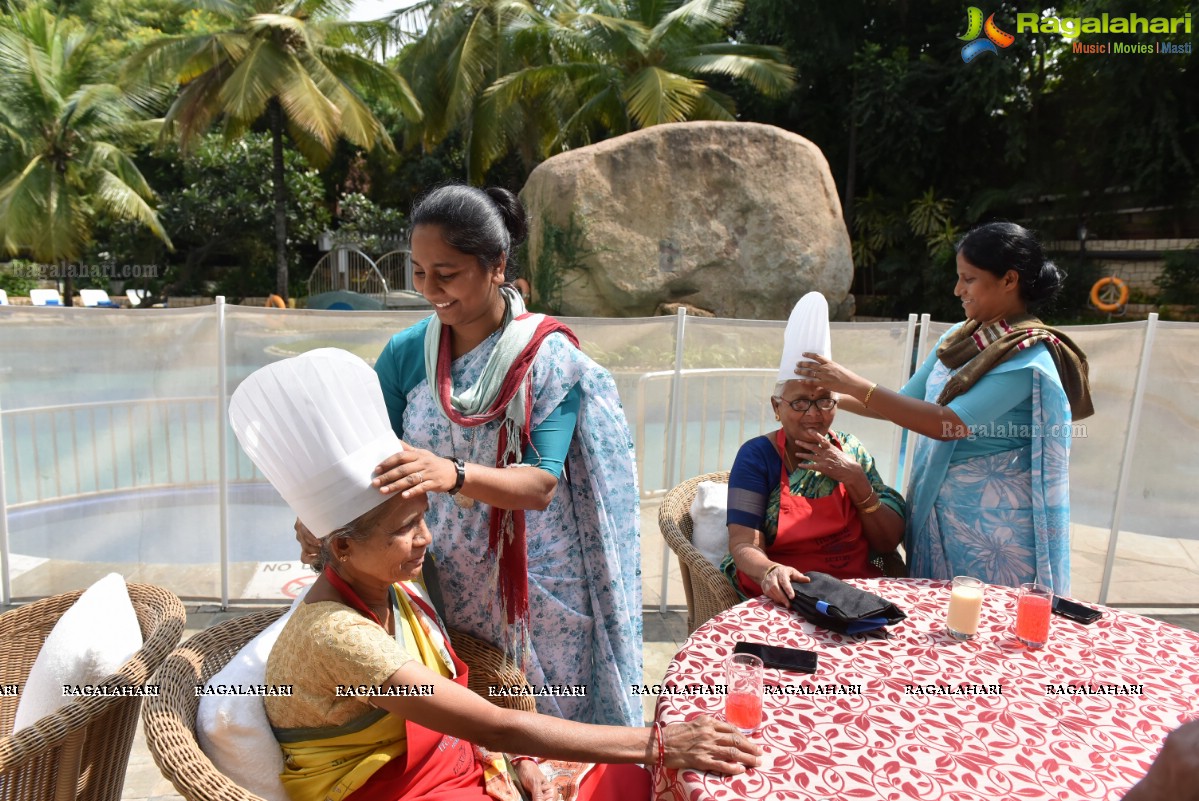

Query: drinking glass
724;653;764;734
946;576;984;641
1015;582;1052;648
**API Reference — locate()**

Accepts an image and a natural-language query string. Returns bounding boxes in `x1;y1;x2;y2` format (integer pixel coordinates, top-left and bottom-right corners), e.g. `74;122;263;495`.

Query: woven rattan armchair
659;471;740;635
143;608;537;801
0;583;186;801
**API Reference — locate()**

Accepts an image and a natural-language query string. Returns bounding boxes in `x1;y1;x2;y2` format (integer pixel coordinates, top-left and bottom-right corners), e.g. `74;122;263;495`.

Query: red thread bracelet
654;721;666;782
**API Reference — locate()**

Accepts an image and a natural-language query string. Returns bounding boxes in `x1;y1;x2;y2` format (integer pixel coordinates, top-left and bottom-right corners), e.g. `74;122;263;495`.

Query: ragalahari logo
959;7;1015;62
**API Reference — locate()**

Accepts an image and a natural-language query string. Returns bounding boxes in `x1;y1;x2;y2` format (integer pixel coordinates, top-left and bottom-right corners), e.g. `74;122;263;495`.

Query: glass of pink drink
724;653;764;734
1015;582;1052;648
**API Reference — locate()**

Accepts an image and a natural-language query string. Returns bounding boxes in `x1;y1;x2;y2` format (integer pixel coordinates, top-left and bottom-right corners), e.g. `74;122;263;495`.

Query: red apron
735;429;880;597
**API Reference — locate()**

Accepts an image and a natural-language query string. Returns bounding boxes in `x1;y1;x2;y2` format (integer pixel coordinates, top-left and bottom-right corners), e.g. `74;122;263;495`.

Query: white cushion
689;481;730;570
196;588;308;801
12;573;143;733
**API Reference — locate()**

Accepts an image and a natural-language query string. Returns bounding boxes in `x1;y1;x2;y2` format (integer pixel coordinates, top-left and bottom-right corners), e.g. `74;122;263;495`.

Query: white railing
0;304;1193;610
635;368;777;498
0;396;271;508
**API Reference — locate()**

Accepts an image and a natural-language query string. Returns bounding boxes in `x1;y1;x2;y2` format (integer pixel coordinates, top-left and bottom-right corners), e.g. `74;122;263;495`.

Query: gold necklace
779;428;799;475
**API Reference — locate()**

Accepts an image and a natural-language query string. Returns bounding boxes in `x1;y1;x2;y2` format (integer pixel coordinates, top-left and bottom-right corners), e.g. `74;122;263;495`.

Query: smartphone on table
1051;595;1103;625
733;641;819;673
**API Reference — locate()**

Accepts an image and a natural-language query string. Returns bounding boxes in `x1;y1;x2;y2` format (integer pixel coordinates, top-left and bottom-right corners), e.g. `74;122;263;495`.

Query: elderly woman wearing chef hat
230;349;759;801
723;293;907;607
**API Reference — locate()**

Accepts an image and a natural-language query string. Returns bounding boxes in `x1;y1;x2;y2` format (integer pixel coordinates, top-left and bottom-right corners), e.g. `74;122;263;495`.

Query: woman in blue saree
796;223;1093;593
298;185;642;727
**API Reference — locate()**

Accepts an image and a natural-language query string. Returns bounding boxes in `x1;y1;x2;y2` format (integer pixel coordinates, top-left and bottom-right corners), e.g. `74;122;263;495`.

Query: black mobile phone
733;641;819;673
1052;595;1103;625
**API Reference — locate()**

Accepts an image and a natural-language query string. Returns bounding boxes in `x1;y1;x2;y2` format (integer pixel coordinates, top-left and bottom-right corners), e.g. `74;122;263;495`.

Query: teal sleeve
899;346;939;400
522;383;581;478
947;369;1033;428
374;319;431;437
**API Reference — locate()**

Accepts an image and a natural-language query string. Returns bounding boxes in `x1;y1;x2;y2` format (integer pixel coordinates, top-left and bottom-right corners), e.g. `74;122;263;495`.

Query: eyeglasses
774;396;837;413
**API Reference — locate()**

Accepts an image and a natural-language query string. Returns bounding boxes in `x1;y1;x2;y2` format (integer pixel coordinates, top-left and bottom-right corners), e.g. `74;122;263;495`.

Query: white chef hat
776;292;832;382
229;348;403;539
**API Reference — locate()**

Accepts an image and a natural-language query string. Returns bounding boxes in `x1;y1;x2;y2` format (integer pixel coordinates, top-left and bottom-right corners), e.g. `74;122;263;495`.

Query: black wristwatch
446;456;466;495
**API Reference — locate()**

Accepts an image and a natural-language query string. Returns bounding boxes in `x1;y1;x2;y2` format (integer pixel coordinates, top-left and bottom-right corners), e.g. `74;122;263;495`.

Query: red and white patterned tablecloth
653;578;1199;801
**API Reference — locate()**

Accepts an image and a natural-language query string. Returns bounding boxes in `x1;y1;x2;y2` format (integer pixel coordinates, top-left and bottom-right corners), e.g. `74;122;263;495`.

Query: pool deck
5;495;1196;800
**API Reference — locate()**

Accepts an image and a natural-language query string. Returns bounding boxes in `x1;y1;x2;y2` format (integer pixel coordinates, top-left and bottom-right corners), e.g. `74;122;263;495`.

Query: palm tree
129;0;421;299
0;5;172;304
390;0;541;183
396;0;796;183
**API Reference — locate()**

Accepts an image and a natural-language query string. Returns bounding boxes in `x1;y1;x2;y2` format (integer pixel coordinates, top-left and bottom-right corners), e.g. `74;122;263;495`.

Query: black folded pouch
788;572;907;637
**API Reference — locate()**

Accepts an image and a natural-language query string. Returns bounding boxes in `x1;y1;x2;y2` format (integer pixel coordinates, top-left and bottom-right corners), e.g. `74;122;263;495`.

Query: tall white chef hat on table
776;292;833;382
229;348;403;539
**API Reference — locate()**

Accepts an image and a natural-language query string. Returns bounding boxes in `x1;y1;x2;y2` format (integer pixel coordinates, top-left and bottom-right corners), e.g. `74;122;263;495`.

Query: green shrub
1156;247;1199;306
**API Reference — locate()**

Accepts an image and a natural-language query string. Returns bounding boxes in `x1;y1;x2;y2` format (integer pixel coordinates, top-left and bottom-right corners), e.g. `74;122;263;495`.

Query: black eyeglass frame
773;396;838;413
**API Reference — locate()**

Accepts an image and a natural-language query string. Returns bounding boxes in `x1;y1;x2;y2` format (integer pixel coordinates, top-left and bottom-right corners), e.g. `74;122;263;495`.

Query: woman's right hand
760;562;808;607
796;352;870;397
295;519;320;566
661;716;762;774
373;445;457;498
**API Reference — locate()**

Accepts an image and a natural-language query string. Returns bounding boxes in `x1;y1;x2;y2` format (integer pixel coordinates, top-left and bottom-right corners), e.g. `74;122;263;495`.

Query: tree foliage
0;4;170;285
129;0;421;296
87;132;331;298
734;0;1199;320
395;0;796;182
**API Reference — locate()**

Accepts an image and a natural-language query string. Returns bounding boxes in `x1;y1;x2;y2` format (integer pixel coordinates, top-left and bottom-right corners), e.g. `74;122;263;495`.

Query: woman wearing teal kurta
297;185;642;728
795;223;1093;593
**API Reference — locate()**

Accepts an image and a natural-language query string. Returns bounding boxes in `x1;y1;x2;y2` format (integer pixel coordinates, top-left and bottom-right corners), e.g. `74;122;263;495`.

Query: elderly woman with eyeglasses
724;380;907;607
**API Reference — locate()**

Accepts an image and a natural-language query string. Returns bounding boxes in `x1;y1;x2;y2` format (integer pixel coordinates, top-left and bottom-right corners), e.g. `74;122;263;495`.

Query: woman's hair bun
1026;259;1065;306
485;187;528;249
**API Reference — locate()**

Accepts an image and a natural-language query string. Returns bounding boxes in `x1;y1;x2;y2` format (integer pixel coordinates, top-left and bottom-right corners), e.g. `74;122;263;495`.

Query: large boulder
521;122;853;320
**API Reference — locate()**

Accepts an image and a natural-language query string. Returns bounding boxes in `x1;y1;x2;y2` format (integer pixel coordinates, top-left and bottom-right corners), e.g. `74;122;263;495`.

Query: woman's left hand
513;758;551;801
792;428;861;484
795;352;869;396
373;444;458;498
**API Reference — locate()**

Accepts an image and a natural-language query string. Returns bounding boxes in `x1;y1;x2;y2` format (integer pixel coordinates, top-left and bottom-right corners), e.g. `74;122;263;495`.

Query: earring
774;414;780;421
340;555;348;563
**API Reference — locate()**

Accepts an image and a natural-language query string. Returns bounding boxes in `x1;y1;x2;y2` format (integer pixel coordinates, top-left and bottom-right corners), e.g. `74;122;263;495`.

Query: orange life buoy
1089;277;1128;312
265;294;287;309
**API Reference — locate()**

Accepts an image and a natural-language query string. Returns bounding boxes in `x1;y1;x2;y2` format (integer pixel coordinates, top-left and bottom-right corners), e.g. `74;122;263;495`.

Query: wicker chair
659;471;740;635
144;609;537;801
0;583;187;801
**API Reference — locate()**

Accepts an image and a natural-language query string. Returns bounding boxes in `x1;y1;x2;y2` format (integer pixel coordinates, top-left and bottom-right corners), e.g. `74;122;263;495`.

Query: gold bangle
760;563;781;584
863;383;878;408
853;490;877;508
860;497;884;515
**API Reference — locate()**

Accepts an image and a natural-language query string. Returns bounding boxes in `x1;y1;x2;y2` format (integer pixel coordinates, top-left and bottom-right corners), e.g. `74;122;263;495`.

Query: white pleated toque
229;348;403;539
776;292;833;382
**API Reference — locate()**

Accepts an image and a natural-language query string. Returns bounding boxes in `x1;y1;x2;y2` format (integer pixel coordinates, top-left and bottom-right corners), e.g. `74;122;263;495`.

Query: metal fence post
659;307;688;613
1099;313;1158;604
896;314;934;485
217;297;230;608
889;314;919;486
0;391;10;605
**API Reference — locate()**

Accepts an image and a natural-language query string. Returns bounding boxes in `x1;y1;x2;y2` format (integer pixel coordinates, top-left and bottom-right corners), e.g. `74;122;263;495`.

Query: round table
653;578;1199;801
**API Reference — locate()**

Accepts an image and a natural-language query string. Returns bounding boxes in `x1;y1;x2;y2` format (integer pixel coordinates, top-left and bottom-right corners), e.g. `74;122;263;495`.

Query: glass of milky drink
946;576;985;641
